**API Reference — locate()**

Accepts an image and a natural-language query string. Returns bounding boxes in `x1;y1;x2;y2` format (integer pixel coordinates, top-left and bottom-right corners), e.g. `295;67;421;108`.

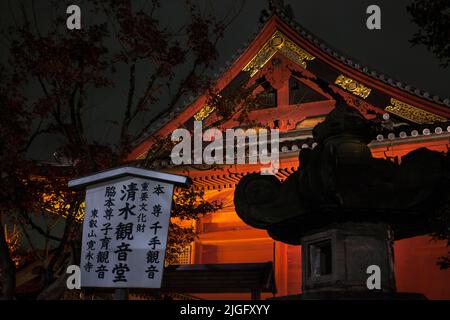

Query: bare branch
118;62;137;155
18;210;63;242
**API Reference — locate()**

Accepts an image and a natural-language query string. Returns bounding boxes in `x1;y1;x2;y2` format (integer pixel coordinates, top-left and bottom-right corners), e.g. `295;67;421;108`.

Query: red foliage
0;0;243;298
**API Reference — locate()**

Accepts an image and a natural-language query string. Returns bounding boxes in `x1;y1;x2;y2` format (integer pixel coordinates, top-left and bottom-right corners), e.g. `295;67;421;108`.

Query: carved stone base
301;222;396;293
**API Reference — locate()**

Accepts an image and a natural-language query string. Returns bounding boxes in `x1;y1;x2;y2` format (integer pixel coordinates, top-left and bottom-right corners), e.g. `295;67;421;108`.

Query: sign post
68;166;190;299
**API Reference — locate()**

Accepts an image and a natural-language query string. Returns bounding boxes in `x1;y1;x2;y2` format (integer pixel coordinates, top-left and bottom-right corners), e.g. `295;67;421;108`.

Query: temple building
127;6;450;299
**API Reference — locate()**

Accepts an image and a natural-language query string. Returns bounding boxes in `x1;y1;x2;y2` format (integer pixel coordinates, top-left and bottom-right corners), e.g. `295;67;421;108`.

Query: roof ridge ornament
268;0;294;19
260;0;294;23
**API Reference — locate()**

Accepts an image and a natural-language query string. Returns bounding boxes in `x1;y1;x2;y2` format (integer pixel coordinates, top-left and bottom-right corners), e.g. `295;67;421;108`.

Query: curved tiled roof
131;5;450;151
266;6;450;107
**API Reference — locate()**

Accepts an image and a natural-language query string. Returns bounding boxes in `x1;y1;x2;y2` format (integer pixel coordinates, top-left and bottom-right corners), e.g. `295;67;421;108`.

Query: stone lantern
234;101;450;299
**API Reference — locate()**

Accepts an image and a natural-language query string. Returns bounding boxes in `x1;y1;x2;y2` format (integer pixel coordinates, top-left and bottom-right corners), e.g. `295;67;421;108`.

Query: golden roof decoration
334;74;372;99
243;30;315;77
385;98;447;124
194;104;216;121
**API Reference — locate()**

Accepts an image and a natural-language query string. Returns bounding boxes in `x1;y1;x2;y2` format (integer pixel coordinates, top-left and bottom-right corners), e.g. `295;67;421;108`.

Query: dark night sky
1;0;449;160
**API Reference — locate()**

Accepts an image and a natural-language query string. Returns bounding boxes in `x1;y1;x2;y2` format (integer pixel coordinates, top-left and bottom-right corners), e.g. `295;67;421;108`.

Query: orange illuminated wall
395;236;450;299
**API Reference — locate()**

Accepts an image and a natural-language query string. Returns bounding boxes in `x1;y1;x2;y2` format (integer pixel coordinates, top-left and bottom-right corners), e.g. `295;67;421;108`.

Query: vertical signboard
79;176;174;288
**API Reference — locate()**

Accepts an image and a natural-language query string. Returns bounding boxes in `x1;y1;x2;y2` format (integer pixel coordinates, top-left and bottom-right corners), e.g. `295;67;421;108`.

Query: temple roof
128;5;450;160
264;6;450;106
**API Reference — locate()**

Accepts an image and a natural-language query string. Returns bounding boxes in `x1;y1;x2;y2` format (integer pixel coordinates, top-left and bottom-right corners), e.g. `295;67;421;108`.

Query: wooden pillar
275;241;288;296
114;288;129;300
251;288;261;300
195;241;203;264
276;79;290;130
299;245;303;294
277;80;290;107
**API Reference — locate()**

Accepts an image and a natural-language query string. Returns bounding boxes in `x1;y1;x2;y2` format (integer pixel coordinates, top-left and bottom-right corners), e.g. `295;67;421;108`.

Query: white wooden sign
69;167;189;289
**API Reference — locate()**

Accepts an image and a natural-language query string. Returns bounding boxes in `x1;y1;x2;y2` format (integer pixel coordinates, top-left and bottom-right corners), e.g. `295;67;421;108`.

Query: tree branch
119;62;137;155
18;210;63;242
